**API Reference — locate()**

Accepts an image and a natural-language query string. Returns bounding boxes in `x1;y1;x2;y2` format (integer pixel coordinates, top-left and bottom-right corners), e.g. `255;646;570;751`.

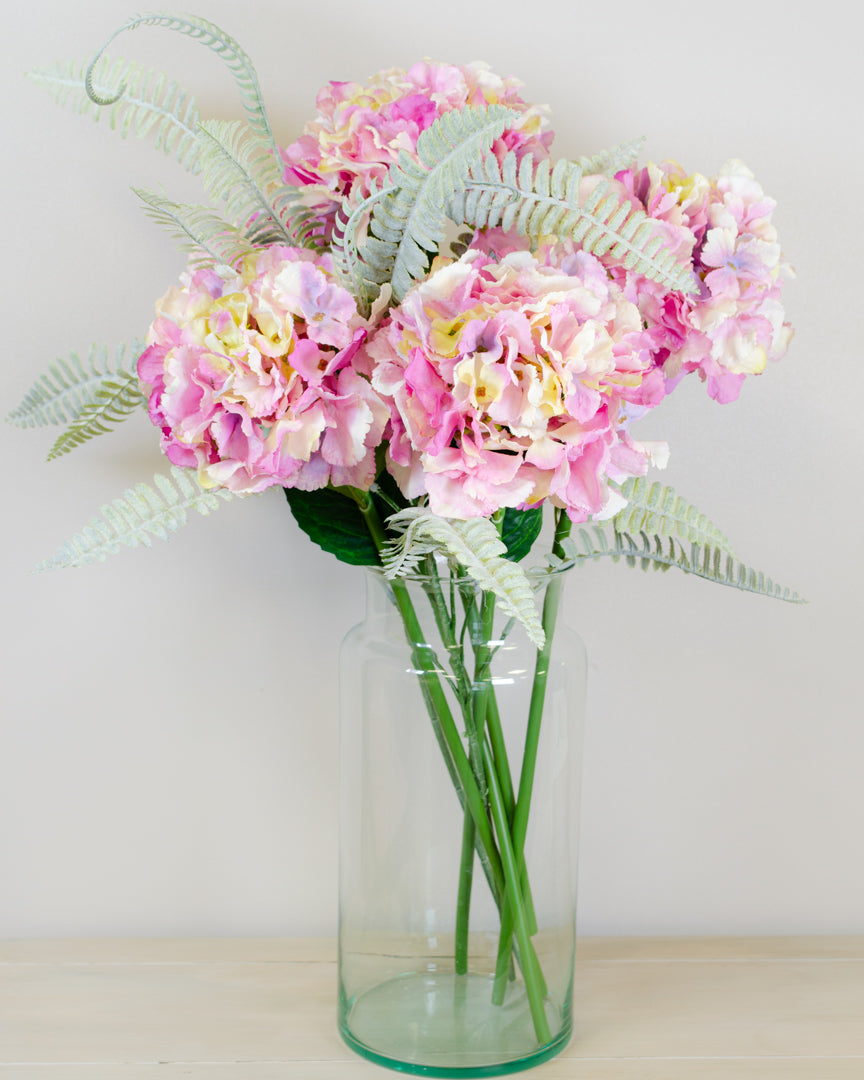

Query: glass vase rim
363;559;574;589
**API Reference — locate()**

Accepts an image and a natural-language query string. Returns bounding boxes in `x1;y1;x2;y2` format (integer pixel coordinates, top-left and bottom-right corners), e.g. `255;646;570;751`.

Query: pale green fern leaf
29;56;201;172
83;12;277;155
364;105;520;301
330;180;396;314
449;150;696;293
46;370;147;461
612;478;736;554
6;342;143;429
195;120;316;248
383;508;545;647
133;188;256;265
555;526;803;603
575;137;645;178
35;466;241;572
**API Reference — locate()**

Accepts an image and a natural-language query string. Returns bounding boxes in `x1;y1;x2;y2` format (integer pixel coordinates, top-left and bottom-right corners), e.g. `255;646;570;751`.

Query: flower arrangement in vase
9;13;800;1076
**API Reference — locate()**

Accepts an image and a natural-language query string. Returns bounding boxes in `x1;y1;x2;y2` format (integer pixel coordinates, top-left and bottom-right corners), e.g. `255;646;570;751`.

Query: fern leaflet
612;477;736;554
83;12;277;156
35;466;242;572
133;188;256;265
364;105;520;301
29;56;201;172
330;180;396;314
449;150;696;294
195;120;318;249
551;526;803;603
6;342;143;429
46;370;147;461
383;508;545;647
575;137;645;178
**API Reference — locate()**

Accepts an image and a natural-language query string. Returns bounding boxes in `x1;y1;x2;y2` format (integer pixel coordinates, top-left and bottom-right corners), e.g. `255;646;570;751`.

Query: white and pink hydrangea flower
281;59;553;233
610;159;794;403
364;246;669;522
137;246;389;494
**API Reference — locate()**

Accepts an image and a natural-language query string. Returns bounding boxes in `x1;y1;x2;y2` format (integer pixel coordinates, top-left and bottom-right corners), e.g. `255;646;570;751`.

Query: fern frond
195;120;317;249
330;180;396;313
29;56;201;172
449;150;696;294
133;188;256;265
82;12;276;155
383;508;545;647
365;105;521;301
575;137;645;178
612;478;735;554
35;466;241;572
46;370;146;461
555;526;803;603
6;342;143;429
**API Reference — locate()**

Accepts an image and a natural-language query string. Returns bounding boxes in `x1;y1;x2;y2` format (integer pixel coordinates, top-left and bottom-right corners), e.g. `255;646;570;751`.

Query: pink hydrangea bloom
610;159;794;403
364;246;668;521
138;247;389;494
281;60;552;231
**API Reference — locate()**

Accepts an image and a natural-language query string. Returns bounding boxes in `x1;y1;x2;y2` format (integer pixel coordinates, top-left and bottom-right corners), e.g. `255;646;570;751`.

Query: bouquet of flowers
9;13;800;1074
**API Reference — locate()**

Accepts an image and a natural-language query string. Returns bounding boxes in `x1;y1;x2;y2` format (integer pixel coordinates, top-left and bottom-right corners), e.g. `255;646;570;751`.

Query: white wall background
1;0;861;940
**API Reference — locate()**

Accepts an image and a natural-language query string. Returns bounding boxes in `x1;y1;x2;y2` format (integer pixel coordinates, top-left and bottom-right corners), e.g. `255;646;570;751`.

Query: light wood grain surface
2;937;863;1078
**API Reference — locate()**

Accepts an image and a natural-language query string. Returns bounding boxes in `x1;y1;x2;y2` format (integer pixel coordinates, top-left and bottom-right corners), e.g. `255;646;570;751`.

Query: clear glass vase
338;564;587;1076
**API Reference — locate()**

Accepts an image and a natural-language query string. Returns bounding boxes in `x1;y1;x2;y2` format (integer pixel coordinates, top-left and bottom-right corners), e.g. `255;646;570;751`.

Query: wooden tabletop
2;936;863;1078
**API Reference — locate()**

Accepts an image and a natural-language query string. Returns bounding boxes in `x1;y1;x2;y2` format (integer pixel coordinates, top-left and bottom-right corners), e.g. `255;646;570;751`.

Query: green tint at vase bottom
339;971;572;1077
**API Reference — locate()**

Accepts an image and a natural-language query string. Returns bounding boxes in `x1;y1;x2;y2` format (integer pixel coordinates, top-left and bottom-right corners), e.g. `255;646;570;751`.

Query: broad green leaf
283;487;379;566
501;506;543;562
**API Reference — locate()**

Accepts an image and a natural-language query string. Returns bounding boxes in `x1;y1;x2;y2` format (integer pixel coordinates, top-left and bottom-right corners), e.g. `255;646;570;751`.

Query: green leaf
283;487;380;566
501;506;543;562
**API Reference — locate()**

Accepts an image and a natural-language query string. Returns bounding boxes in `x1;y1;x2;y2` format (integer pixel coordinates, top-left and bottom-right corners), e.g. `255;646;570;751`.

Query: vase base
339;970;571;1077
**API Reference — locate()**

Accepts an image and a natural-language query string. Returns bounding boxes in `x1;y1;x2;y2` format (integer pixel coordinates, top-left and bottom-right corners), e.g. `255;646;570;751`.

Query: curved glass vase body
338;566;587;1077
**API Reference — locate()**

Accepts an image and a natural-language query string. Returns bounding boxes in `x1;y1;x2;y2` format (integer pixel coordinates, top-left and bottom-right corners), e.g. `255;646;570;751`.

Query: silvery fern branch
29;56;201;173
363;105;521;301
36;466;242;572
552;527;803;604
195;120;319;249
331;180;397;315
612;477;736;555
575;137;646;178
383;508;546;648
133;188;257;266
46;370;147;461
6;342;144;429
449;151;696;294
82;11;277;157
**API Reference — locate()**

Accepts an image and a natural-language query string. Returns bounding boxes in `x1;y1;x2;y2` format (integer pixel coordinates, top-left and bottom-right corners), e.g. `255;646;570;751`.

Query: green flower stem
492;511;572;1004
422;564;482;976
453;590;496;974
350;490;507;910
350;487;553;1032
482;736;552;1045
484;692;515;818
463;586;546;1000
